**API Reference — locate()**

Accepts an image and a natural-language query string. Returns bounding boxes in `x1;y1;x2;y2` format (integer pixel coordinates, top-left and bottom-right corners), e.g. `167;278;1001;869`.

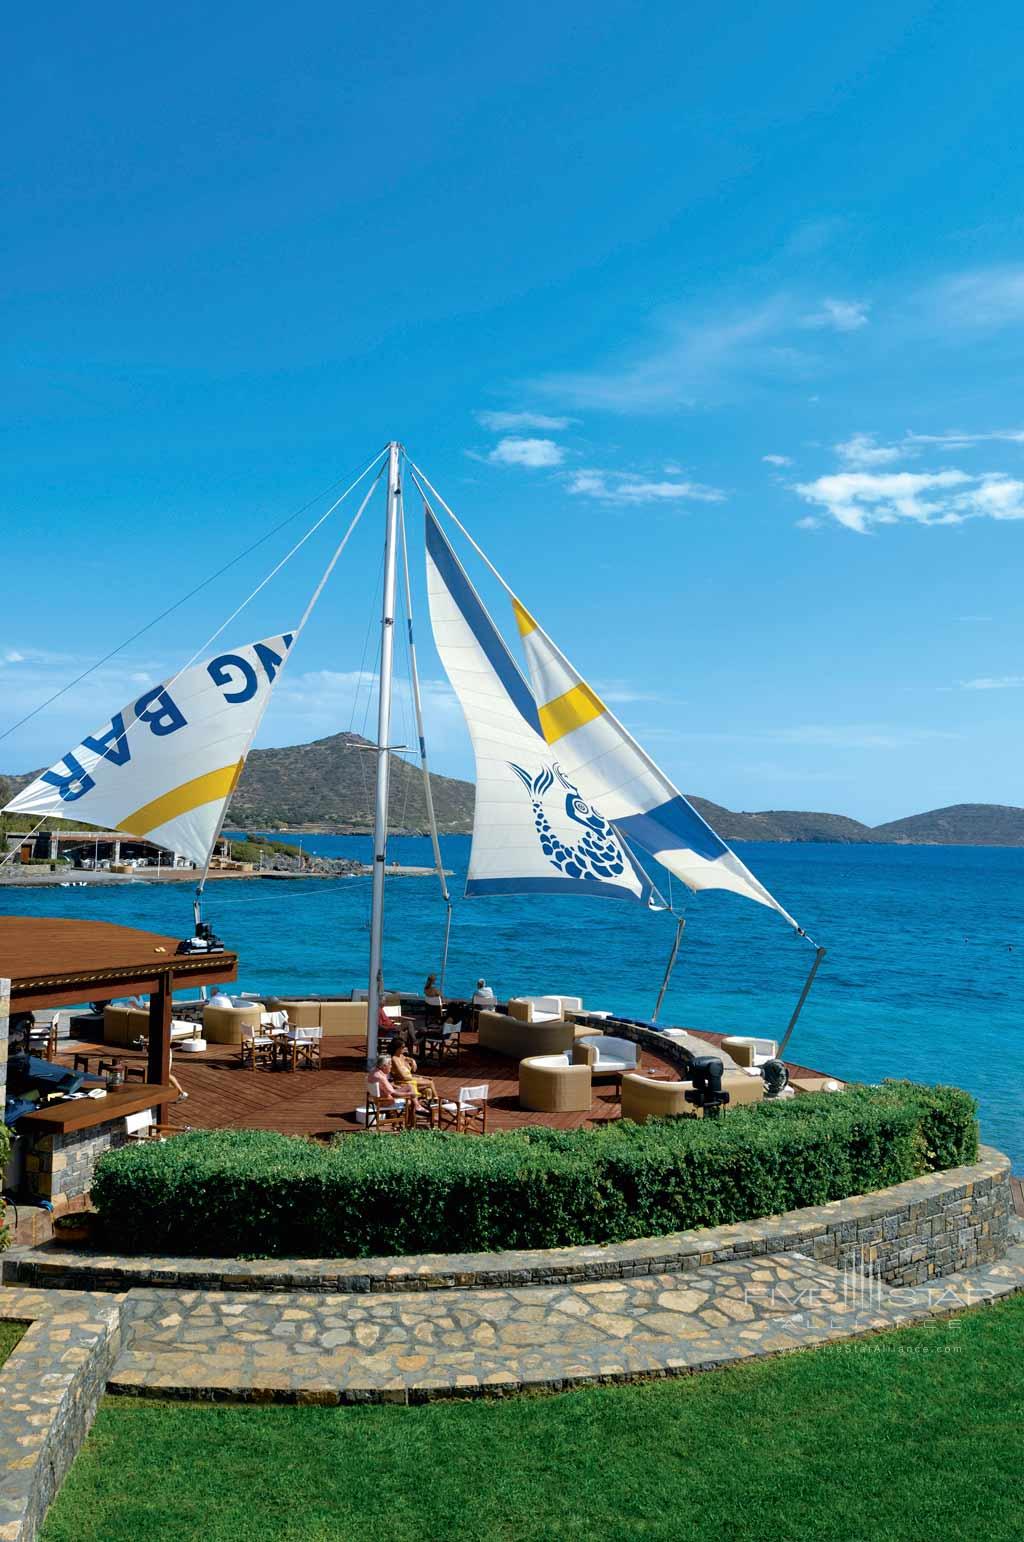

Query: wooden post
147;970;173;1124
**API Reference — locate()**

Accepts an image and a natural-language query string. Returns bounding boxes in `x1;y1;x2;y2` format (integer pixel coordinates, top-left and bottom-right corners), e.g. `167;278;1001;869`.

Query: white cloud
784;217;846;257
801;298;870;332
762;453;792;467
959;675;1024;691
487;436;565;469
0;650;171;772
536;297;799;412
567;469;724;504
476;410;574;432
927;266;1024;328
835;433;903;468
906;428;1024;450
667;723;958;751
794;467;1024;533
794;470;970;532
593;679;678;707
962;473;1024;520
768;723;958;750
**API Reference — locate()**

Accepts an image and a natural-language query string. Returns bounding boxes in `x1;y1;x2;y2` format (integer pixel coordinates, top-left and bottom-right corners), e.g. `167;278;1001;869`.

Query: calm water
6;839;1023;1165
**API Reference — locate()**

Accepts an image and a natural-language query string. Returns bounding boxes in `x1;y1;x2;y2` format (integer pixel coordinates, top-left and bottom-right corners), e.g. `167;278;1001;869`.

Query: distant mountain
870;803;1024;847
3;740;1023;845
227;732;475;834
687;799;873;844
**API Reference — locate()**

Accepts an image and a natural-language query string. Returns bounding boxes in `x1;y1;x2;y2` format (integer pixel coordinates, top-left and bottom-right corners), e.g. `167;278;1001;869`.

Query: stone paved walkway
109;1229;1024;1403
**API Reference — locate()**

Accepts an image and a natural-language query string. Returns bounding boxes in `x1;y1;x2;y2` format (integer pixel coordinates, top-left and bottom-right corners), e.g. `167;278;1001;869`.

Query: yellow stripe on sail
538;682;606;744
511;596;538;637
116;761;244;838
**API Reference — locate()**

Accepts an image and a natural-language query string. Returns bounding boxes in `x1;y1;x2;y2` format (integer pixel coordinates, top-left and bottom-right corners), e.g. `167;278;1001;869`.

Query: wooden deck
54;1029;831;1140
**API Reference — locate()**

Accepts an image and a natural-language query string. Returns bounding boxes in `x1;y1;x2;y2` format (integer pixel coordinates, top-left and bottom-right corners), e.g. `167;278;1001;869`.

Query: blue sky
3;0;1023;824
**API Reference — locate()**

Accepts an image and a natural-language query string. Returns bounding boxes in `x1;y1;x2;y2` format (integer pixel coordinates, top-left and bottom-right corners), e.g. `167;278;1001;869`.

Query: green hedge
91;1081;979;1259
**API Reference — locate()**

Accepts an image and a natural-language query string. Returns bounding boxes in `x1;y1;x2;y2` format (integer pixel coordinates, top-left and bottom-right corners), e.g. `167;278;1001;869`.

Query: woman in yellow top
389;1041;437;1102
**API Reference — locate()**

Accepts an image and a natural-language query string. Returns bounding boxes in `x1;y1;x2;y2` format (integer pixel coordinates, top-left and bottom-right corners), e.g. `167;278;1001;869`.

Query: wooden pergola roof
0;916;238;1011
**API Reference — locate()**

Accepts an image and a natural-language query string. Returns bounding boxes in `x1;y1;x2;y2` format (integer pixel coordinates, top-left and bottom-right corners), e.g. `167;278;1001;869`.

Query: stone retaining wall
5;1146;1011;1297
584;1017;699;1074
23;1124;128;1204
0;1289;122;1542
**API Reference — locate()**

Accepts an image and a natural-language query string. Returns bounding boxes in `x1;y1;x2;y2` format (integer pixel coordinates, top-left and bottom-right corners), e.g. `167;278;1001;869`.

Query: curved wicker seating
203;1004;262;1045
518;1054;592;1112
621;1070;765;1123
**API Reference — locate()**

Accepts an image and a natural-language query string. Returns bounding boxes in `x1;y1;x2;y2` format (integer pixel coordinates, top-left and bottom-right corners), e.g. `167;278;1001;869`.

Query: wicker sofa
102;1005;151;1045
104;1005;201;1046
264;999;368;1033
477;1010;575;1058
620;1069;765;1123
519;1054;592;1113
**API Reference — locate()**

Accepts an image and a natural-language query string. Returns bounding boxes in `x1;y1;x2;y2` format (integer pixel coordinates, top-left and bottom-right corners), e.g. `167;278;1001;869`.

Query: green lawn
0;1320;27;1367
43;1297;1024;1542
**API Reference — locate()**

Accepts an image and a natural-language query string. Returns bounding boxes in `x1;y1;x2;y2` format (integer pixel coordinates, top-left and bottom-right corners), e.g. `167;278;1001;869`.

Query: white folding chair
239;1022;275;1069
439;1083;489;1134
291;1025;323;1070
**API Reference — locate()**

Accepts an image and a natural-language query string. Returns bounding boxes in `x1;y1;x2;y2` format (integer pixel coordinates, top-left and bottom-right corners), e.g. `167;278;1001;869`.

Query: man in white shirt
208;990;235;1009
472;979;495;1006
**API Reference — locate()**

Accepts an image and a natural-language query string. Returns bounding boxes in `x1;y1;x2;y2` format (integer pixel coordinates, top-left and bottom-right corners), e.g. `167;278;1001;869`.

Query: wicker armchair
518;1055;592;1113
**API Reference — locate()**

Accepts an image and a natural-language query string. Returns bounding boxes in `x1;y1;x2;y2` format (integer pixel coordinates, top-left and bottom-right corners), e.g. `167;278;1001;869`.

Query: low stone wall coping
4;1147;1010;1297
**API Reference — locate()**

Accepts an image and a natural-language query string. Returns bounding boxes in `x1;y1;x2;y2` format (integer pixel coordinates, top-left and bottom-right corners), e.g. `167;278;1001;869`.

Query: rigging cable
0;445;389;748
192;461;388;921
0;450;388;890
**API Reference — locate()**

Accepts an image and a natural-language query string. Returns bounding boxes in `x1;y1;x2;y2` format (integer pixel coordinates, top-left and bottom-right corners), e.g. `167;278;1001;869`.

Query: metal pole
366;442;401;1069
777;945;827;1059
651;916;685;1023
397;491;453;989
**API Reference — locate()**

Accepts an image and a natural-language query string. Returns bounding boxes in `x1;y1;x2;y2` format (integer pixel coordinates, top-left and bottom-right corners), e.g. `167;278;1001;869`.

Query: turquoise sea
6;838;1022;1166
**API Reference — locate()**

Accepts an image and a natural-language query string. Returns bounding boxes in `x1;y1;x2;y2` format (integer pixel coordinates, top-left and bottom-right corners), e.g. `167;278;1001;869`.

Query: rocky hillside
870;803;1024;847
4;742;1024;844
687;799;873;844
228;732;475;833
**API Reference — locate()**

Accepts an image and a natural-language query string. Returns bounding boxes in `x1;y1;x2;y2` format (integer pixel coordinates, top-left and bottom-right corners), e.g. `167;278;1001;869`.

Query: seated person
378;1000;418;1046
366;1054;405;1109
388;1040;437;1101
423;972;443;1005
472;978;495;1006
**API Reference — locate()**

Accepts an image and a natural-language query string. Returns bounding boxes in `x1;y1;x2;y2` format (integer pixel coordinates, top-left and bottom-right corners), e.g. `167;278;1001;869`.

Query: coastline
0;864;448;888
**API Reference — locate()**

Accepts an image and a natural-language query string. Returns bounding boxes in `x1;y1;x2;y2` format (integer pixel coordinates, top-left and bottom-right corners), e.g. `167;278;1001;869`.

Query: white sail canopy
425;508;649;903
3;633;294;868
510;596;801;929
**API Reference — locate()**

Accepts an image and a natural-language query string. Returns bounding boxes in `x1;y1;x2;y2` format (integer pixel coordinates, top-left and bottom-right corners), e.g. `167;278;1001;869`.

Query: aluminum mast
366;441;401;1068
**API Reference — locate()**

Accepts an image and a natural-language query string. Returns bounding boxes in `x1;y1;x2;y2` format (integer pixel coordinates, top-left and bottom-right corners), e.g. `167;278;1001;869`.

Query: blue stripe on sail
614;795;729;862
466;875;641;900
425;509;541;735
